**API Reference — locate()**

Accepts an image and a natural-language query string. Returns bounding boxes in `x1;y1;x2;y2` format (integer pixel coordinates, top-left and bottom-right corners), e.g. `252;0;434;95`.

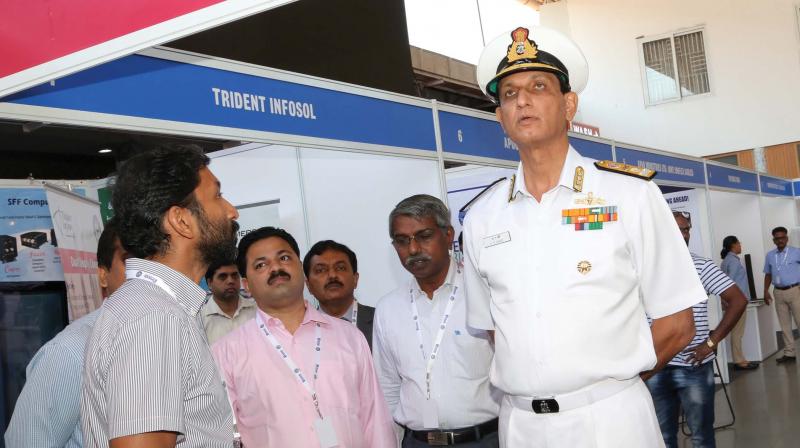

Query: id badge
422;399;439;429
313;418;338;448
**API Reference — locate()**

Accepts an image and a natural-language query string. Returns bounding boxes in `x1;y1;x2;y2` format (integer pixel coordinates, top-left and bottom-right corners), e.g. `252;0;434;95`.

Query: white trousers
499;379;665;448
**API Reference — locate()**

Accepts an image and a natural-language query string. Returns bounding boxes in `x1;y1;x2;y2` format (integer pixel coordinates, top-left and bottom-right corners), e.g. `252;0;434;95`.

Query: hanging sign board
615;146;705;185
0;0;298;98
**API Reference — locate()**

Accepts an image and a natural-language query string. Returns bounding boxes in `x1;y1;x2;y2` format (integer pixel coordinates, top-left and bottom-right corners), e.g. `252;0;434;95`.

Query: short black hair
772;226;788;236
236;226;300;277
111;144;210;259
205;257;238;282
303;240;358;276
97;219;120;270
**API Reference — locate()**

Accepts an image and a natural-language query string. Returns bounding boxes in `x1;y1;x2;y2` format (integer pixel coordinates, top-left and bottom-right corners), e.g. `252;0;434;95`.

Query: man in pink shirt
212;226;396;448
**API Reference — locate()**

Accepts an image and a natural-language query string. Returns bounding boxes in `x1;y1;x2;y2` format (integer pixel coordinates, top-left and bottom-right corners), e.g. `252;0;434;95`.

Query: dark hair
720;235;739;259
302;240;358;276
111;145;209;259
772;226;788;236
97;219;120;269
205;257;238;282
236;226;300;277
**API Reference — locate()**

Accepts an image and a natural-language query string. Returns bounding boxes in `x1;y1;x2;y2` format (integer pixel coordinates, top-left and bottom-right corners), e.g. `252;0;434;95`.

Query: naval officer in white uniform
461;26;707;447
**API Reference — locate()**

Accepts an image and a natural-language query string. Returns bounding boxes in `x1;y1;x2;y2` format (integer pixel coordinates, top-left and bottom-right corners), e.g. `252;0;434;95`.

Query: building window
709;155;739;167
638;29;710;105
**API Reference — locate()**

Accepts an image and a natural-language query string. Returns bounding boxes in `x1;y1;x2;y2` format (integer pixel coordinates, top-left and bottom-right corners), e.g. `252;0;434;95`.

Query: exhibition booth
0;45;797;414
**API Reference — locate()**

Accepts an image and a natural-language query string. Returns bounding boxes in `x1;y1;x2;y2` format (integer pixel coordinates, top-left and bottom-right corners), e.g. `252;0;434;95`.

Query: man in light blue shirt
4;222;127;448
763;226;800;363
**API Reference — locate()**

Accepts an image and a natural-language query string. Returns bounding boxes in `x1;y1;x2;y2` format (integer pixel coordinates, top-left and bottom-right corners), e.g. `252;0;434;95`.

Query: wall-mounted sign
706;164;758;192
4;54;437;152
438;111;519;162
759;175;793;197
570;121;600;137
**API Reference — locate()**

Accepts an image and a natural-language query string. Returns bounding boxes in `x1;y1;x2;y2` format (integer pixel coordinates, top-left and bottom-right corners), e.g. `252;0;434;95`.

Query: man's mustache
267;270;291;285
325;279;344;289
404;253;432;269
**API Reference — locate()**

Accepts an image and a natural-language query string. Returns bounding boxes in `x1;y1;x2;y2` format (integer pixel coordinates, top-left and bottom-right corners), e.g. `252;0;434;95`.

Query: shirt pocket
449;328;492;380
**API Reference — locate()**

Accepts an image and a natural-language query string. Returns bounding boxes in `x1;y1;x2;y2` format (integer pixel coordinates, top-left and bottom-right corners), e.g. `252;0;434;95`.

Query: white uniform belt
509;377;639;414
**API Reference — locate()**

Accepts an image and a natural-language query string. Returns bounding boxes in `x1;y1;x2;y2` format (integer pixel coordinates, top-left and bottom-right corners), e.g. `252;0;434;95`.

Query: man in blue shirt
763;226;800;363
4;221;127;448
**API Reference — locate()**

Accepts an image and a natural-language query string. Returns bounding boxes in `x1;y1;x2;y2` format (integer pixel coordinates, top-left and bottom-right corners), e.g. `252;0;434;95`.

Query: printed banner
0;188;64;282
235;199;280;240
45;185;104;321
663;189;705;257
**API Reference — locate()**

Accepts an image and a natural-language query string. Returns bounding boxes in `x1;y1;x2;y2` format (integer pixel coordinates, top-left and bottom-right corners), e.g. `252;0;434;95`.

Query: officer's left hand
687;344;714;366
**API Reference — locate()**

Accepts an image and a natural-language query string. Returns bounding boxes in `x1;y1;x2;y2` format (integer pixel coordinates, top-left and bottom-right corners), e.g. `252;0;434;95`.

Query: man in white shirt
200;259;257;344
374;194;500;447
463;26;705;447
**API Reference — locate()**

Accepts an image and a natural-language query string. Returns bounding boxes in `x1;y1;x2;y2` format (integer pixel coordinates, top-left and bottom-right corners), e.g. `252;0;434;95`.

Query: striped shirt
4;309;99;448
668;253;735;367
80;258;234;447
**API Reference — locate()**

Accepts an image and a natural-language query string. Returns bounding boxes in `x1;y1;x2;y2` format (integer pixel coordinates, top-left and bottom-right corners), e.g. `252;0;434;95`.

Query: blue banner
795;181;800;197
569;136;613;161
0;189;64;281
5;55;437;152
706;164;758;192
759;175;793;196
615;147;705;185
438;111;519;162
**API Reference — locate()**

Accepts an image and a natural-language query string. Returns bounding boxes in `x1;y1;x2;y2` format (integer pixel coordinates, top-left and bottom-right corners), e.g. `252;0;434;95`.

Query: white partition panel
299;147;442;306
445;165;516;242
708;190;766;295
208;143;309;252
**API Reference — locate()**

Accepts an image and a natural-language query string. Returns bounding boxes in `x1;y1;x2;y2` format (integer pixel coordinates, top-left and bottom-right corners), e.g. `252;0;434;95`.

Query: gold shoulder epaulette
594;160;656;181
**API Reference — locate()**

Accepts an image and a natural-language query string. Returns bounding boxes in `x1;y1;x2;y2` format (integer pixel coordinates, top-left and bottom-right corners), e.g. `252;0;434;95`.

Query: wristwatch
706;339;716;349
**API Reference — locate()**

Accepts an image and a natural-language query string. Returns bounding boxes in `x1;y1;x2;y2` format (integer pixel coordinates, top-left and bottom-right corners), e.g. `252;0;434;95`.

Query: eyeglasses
391;228;440;247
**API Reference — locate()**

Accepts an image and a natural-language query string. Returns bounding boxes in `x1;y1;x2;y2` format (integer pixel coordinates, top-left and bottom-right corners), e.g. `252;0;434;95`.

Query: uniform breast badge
577;260;592;274
573;192;605;206
561;205;618;231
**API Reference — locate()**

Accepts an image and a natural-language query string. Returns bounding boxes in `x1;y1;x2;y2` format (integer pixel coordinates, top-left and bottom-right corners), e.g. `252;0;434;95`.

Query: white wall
541;0;800;156
209;143;443;307
300;147;442;305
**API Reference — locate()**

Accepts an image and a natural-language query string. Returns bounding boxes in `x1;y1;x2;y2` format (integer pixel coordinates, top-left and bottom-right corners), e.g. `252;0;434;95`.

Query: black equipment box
1;235;18;263
50;228;58;247
21;231;48;249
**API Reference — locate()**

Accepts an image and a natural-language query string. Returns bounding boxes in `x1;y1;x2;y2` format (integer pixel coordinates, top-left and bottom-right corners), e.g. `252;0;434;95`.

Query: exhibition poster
45;185;104;321
0;188;64;282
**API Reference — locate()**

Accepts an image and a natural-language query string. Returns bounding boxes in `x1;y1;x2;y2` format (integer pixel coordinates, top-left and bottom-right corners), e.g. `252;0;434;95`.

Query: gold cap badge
506;27;539;64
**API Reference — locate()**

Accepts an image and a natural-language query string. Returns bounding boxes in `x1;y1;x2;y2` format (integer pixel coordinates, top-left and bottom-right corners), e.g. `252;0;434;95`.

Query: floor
676;349;799;448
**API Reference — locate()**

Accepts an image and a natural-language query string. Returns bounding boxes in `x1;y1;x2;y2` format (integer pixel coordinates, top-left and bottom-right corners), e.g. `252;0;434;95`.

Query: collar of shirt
125;258;207;316
339;301;356;323
201;294;256;319
408;257;459;300
512;145;584;201
257;300;332;330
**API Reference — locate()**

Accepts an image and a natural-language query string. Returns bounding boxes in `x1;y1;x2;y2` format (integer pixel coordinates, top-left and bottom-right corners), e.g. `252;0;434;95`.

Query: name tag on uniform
484;231;511;248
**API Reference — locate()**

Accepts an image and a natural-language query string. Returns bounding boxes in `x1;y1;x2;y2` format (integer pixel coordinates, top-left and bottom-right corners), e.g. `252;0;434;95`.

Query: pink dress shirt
212;303;395;448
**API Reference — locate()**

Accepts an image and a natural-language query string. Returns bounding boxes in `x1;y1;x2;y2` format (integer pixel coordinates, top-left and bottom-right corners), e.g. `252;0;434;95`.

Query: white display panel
299;147;443;306
445;165;516;244
208;143;309;253
708;190;766;298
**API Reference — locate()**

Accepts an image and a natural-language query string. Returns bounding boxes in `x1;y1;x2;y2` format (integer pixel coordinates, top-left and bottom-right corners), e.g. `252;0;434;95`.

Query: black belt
406;418;498;446
775;283;800;290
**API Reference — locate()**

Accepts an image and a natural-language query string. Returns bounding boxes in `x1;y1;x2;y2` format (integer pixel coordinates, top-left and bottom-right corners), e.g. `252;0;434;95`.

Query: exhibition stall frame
1;46;798;384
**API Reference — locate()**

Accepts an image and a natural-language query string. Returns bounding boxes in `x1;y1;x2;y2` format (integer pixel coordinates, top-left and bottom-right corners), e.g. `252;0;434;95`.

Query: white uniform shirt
373;258;500;430
462;146;706;397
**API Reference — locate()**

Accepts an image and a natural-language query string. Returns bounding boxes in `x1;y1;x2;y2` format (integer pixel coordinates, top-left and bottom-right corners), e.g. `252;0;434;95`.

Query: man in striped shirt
80;145;239;448
4;221;126;448
645;211;747;448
